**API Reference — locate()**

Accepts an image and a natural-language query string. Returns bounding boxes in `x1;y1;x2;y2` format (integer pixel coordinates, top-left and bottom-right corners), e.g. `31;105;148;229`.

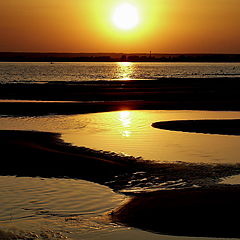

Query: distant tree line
0;52;240;62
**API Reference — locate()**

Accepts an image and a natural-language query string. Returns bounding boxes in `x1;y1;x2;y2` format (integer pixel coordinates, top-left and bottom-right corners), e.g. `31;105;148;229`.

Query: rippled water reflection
0;176;127;240
1;110;240;163
62;110;240;163
1;62;240;83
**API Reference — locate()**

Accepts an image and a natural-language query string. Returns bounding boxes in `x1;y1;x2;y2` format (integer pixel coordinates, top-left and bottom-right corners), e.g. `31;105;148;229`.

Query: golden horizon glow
0;0;240;53
112;3;140;30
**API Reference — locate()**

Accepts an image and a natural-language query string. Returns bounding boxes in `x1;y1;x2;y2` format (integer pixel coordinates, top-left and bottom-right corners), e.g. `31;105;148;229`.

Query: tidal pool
1;110;240;240
62;110;240;163
1;110;240;163
0;176;127;240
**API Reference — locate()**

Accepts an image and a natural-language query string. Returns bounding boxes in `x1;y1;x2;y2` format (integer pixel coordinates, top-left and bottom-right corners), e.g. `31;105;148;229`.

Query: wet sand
111;185;240;238
0;130;134;182
2;78;240;238
2;129;240;238
1;78;240;116
152;119;240;136
1;129;240;186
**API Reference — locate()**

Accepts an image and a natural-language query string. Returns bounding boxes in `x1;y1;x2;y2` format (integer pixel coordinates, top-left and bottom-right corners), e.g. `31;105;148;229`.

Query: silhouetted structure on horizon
0;52;240;62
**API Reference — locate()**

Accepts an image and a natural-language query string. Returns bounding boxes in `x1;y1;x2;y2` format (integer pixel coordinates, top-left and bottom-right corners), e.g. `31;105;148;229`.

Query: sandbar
152;119;240;136
1;78;240;116
111;185;240;238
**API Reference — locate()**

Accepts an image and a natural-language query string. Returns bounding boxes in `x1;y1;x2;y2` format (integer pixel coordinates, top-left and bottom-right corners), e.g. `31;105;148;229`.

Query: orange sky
0;0;240;53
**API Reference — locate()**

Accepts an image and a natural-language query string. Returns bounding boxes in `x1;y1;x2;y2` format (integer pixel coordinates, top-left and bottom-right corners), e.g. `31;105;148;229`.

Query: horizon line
1;52;240;55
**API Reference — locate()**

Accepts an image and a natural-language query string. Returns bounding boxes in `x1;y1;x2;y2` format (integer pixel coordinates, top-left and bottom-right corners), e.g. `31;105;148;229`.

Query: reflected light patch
120;110;130;119
121;77;132;81
118;62;133;67
117;62;134;80
119;111;131;127
122;130;132;137
119;111;132;137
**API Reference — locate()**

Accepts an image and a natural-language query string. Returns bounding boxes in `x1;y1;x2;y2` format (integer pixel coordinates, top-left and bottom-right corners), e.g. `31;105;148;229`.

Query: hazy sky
1;0;240;53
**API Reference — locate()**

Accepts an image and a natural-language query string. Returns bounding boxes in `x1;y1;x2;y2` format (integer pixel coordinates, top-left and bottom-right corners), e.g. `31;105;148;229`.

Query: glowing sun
112;3;140;30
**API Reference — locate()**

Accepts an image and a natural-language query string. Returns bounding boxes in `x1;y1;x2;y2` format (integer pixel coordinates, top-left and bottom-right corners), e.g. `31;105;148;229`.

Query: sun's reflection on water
61;110;240;164
119;111;132;137
2;110;240;163
118;62;133;67
117;62;134;80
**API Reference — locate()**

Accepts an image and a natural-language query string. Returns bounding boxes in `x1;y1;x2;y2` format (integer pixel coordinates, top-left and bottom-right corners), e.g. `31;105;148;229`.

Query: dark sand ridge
0;130;131;182
111;185;240;238
152;119;240;136
1;130;240;186
1;78;240;116
1;78;240;103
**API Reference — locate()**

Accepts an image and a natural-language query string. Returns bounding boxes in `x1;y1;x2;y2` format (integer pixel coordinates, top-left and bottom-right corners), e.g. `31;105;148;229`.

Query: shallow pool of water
1;110;240;163
0;176;233;240
0;176;128;240
62;110;240;163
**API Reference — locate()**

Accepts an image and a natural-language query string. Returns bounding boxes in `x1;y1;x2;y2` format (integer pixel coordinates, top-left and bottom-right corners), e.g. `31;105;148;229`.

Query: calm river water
0;62;240;83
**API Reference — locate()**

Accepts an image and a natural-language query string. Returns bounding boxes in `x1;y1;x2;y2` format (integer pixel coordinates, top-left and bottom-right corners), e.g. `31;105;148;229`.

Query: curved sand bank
111;185;240;238
152;119;240;135
2;130;240;188
0;130;133;183
2;130;240;238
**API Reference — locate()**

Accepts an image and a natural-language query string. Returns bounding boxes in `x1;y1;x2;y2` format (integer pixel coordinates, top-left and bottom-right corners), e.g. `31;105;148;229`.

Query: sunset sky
1;0;240;53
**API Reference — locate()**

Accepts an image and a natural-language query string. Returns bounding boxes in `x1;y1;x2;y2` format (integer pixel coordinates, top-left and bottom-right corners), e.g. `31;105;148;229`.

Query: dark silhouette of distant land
0;52;240;62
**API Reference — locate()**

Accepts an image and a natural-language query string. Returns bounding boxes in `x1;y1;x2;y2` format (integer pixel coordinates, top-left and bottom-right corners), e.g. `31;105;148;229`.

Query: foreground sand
1;78;240;238
111;185;240;238
2;130;240;238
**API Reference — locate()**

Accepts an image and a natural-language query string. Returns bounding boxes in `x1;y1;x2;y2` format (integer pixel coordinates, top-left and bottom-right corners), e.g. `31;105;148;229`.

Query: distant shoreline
0;52;240;62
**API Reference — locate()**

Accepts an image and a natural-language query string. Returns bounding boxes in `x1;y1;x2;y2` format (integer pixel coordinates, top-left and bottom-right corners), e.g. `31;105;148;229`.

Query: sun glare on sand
112;3;140;30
